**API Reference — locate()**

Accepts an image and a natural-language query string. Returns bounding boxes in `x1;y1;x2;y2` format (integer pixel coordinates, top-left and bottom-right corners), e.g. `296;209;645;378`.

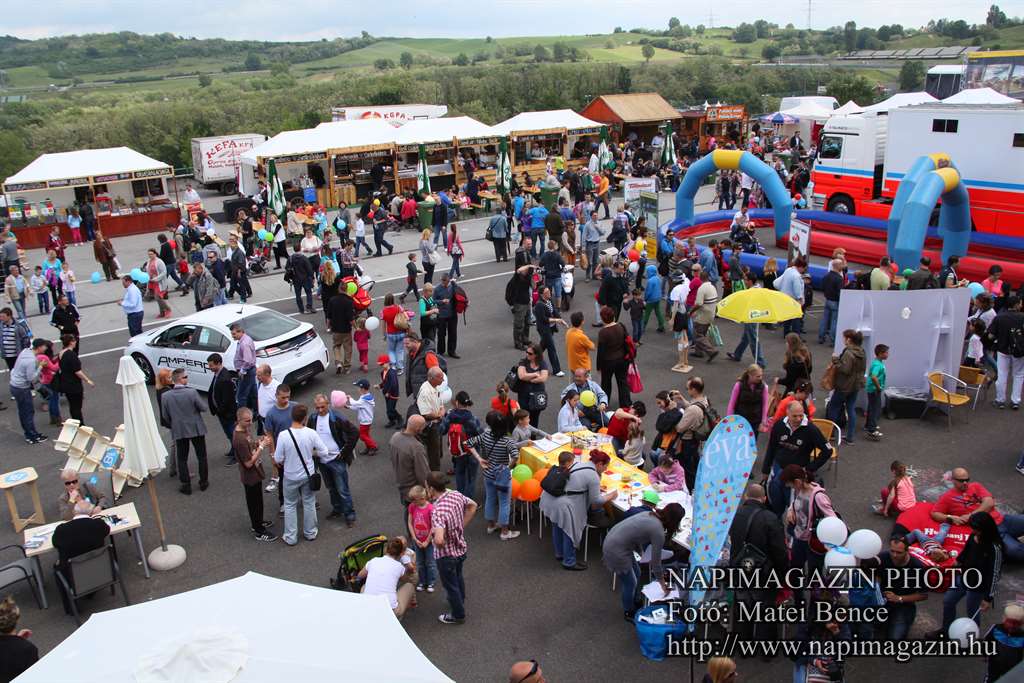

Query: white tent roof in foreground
4;147;171;186
861;91;938;114
491;109;603;136
943;87;1021;104
240;118;398;163
779;99;835;121
393;116;497;146
15;572;454;683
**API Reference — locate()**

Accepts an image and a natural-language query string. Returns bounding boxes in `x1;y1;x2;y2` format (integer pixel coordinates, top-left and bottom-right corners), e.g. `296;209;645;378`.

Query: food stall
391;117;498;194
490;109;604;184
238;119;397;207
580;92;681;146
678;104;748;153
1;147;179;248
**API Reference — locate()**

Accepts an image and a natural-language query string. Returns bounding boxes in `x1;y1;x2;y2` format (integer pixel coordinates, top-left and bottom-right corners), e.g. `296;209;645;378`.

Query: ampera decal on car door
152;325;211;376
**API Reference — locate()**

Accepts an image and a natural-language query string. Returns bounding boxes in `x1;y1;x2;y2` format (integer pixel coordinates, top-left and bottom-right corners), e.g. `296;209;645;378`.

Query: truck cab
811;115;887;217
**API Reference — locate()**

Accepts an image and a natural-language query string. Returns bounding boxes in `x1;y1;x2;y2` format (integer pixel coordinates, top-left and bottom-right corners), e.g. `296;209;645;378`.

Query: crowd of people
3;151;1023;682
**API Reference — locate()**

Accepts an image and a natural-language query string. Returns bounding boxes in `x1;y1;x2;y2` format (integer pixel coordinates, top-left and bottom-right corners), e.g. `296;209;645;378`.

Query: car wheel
827;195;854;215
132;353;156;385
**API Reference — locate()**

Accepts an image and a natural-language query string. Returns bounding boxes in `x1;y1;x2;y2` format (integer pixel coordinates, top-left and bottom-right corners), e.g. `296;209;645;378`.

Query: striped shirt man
431;489;471;559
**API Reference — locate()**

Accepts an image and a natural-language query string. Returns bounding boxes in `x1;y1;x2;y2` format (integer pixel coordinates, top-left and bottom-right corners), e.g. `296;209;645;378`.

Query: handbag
393;309;410;331
528;390;548;412
820;361;837;392
627;362;644;393
287;429;322;491
709;323;724;347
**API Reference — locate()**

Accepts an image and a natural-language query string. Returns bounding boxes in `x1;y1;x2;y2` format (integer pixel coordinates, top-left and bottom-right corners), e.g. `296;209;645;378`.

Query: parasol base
148;544;187;571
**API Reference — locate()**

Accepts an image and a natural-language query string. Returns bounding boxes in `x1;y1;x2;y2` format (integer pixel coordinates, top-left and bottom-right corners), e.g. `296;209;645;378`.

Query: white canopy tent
490;109;603;137
392;116;496;147
832;100;864;116
779;100;835;121
943;87;1021;104
15;572;454;682
861;91;938;114
4;147;172;189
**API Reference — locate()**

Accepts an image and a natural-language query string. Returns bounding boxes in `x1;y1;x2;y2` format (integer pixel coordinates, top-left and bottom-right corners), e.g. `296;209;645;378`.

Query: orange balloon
534;467;550;482
519;478;542;502
511;478;522;499
598;427;609;435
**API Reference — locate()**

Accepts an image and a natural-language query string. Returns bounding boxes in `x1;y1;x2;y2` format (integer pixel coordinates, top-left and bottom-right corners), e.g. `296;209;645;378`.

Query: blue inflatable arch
673;149;793;241
888;154;971;269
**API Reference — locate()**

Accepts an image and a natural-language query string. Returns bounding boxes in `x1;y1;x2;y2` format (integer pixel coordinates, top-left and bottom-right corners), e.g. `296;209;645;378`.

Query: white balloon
364;316;380;331
846;529;883;560
628;261;639;274
823;546;857;570
948;617;979;647
439;388;453;404
815;516;849;547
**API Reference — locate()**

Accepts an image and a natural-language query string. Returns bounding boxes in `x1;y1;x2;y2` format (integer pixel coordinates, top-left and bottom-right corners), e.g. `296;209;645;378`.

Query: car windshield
231;311;300;342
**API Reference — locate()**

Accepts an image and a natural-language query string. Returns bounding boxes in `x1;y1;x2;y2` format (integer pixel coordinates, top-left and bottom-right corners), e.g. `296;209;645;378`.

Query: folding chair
811;418;842;488
54;541;130;626
922;371;972;429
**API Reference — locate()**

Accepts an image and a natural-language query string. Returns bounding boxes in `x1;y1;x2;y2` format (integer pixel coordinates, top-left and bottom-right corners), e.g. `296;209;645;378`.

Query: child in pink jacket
648;454;686;492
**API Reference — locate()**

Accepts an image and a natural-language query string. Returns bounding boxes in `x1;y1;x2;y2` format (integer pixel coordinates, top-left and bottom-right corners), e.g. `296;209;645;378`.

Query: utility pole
807;0;812;30
709;6;714;29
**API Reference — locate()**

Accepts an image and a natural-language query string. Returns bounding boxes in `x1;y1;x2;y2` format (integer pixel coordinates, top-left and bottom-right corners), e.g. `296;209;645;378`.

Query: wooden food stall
238;119;397;208
491;109;604;184
678;104;748;154
392;117;497;195
580;92;681;146
1;147;179;249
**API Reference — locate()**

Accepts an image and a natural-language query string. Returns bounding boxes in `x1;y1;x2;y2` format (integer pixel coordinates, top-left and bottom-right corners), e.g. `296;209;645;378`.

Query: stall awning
393;116;499;152
240;119;398;165
491;109;604;137
581;93;681;125
3;147;172;192
861;91;938;114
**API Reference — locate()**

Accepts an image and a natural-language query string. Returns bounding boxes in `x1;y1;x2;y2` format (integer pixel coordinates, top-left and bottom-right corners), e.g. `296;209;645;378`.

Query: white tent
491;109;603;136
861;91;938;114
779;95;837;112
779;100;835;121
3;147;171;188
943;87;1021;105
240;119;397;165
832;100;864;116
16;572;454;682
393;116;496;146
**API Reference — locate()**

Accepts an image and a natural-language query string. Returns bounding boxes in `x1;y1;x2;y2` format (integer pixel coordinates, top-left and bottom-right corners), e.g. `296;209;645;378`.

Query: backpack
448;422;467;457
504;274;517;307
1008;323;1024;358
690;401;720;441
540;464;595;497
733;508;771;576
453;285;469;321
505;365;522;393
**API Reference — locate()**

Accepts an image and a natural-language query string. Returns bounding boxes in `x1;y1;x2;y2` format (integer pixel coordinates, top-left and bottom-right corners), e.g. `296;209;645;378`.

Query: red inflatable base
784;227;1024;284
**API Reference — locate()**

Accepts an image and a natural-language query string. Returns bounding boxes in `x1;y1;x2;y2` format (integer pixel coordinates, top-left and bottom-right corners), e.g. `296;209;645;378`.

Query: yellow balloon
372;198;381;207
580;390;597;407
635;238;645;252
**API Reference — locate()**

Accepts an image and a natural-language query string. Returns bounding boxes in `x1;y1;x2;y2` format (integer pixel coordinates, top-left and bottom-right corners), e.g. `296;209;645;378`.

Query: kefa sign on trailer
687;415;758;606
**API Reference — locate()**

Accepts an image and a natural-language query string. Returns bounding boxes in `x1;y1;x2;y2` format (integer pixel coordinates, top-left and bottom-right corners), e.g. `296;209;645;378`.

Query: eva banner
688;415;757;606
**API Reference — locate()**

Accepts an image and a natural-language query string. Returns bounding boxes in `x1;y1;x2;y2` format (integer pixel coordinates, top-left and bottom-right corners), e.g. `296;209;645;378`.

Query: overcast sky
5;0;1012;41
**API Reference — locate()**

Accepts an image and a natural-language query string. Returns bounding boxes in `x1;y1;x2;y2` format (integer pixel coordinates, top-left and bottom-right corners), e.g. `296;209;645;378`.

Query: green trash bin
539;185;558;210
417;201;436;230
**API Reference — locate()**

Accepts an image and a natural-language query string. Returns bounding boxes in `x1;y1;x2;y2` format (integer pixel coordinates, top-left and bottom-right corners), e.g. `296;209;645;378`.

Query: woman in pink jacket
648;454;686;492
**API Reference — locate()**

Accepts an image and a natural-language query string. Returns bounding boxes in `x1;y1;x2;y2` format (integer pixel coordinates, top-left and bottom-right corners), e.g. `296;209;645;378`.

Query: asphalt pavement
1;186;1021;682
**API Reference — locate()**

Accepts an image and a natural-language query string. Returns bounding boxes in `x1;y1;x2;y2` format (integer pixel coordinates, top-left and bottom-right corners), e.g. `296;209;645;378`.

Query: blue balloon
338;220;347;231
137;273;150;285
90;271;102;284
967;282;985;298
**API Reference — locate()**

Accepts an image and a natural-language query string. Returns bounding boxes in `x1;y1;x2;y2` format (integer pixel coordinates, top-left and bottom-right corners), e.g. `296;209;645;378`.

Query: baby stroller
329;534;388;591
560;264;575;311
247;241;271;274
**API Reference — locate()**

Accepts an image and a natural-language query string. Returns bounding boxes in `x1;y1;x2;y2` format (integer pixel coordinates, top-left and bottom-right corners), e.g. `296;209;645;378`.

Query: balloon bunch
815;517;882;571
510;464;541;502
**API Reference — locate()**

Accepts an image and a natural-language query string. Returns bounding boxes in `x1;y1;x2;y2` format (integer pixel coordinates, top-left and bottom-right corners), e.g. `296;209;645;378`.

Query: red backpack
448;423;467;457
453;285;469;322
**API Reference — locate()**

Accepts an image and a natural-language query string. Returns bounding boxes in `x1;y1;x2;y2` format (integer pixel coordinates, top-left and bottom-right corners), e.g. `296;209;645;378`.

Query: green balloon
346;281;358;296
512;464;533;483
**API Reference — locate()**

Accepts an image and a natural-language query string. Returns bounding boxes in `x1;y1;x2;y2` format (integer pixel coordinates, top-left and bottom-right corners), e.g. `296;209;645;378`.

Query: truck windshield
819;135;843;160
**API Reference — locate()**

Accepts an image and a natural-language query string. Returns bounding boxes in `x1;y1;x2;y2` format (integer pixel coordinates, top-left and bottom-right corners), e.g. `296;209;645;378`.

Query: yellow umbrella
717;287;803;324
716;288;803;362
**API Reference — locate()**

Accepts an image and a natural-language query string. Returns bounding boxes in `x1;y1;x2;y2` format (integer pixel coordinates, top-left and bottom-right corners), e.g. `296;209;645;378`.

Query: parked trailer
190;134;267;195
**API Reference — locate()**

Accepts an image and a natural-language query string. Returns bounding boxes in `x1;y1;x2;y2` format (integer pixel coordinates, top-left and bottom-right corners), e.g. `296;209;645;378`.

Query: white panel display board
834;288;970;393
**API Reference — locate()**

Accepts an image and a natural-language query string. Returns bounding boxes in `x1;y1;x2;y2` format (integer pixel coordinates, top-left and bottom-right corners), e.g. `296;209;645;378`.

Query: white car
124;304;329;392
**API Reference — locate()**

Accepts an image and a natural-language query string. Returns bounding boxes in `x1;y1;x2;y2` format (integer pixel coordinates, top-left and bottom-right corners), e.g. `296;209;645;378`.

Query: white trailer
190;134;267;195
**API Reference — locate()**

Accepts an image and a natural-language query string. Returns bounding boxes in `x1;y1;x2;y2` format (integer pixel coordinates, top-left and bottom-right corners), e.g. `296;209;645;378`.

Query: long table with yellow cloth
518;430;693;548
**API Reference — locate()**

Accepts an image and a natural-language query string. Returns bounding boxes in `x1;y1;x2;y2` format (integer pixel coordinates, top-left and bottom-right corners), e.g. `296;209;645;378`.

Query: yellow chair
958;365;988;409
811;418;842;488
922;371;972;428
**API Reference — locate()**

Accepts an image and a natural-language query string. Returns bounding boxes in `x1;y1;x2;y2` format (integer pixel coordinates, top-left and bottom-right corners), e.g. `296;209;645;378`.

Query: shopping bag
709;324;724;347
634;605;689;661
627;362;644;393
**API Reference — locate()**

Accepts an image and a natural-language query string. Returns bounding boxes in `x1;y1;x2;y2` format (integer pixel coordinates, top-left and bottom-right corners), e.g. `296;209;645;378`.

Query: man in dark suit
160;368;209;494
207;353;238;466
52;499;110;614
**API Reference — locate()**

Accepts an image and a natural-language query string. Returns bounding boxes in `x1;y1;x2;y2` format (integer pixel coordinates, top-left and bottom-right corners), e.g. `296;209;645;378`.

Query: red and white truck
811;103;1024;236
190;134;267;195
